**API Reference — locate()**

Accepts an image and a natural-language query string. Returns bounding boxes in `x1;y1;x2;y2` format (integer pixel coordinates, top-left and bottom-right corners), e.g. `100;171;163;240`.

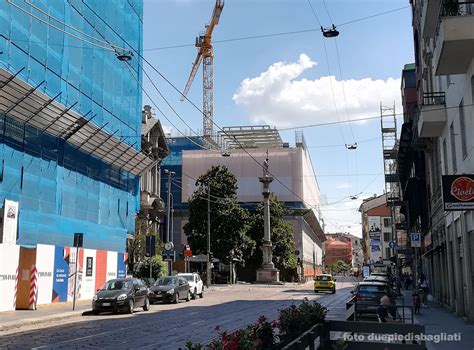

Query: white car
177;273;204;299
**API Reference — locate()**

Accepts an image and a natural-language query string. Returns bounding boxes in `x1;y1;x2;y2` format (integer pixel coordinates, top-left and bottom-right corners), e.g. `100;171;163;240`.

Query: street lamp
164;169;175;276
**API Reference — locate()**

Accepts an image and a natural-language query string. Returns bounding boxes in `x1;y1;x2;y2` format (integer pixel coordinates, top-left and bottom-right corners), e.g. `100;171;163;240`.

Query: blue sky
142;0;414;236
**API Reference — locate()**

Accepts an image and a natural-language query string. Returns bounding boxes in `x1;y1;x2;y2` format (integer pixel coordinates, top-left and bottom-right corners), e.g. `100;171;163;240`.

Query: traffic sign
184;250;193;257
411;232;421;247
388;241;397;249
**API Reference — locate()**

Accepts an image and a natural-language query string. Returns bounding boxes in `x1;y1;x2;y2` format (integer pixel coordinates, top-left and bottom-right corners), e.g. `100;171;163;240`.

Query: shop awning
0;68;155;176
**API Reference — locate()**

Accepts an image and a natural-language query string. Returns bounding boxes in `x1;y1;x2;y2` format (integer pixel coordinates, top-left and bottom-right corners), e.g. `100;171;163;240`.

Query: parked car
92;278;150;314
177;273;204;299
314;274;336;294
149;276;191;304
350;281;395;314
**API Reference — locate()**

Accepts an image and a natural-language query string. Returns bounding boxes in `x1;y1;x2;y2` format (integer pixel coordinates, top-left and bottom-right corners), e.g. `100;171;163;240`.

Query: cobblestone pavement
0;280;356;350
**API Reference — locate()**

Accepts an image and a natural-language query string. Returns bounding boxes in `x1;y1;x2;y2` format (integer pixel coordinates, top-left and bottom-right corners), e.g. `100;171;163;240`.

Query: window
383;218;392;227
443;139;449;174
459;100;467;158
384;232;390;242
450;122;457;172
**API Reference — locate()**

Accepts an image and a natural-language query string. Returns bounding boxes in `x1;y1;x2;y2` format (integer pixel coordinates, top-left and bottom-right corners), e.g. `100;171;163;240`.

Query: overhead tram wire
142;5;410;52
307;0;353;203
21;0;128;52
6;0;114;51
8;3;411;53
322;0;334;24
124;62;207;151
16;0;211;151
38;3;401;217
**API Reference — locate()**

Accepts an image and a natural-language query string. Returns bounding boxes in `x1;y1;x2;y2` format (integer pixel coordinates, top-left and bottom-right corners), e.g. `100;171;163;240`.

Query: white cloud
233;54;402;127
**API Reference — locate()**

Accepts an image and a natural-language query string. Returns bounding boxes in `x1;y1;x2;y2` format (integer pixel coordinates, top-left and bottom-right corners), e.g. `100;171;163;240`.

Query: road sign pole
73;245;78;311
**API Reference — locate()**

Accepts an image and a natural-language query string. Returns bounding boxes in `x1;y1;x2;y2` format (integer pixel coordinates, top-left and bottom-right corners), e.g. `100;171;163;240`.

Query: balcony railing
422;92;446;106
441;0;474;17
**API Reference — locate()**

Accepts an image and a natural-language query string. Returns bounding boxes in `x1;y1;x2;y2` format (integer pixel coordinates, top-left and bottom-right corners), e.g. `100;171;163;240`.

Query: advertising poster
95;250;107;292
2;199;19;245
106;251;118;282
67;248;84;302
52;246;69;302
36;244;55;305
117;253;126;279
442;175;474;210
80;249;96;300
0;244;20;312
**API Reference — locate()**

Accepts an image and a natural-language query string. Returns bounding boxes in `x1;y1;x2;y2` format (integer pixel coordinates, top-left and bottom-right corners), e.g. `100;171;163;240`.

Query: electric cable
6;0;115;51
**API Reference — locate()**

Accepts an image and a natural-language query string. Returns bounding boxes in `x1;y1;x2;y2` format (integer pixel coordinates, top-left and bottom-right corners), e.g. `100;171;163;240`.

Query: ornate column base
256;268;280;283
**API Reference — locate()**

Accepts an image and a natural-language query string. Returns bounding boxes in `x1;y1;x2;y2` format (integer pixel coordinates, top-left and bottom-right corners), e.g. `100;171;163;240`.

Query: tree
184;166;255;263
134;256;168;280
330;260;351;274
247;195;297;271
127;216;163;273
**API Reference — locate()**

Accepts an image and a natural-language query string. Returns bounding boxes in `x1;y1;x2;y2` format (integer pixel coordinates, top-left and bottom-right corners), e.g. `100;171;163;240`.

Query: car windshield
101;280;132;291
155;277;178;286
315;276;331;281
181;275;194;282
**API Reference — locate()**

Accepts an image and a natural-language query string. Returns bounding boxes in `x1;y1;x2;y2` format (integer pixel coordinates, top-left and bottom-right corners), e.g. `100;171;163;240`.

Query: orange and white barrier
28;266;38;310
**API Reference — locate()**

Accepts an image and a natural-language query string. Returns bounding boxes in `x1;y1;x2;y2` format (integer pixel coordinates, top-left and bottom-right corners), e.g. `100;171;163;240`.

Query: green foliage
185;300;328;349
133;256;167;280
206;316;277;350
184;166;255;263
442;0;461;16
128;216;163;272
278;298;328;337
330;260;351;274
247;195;297;270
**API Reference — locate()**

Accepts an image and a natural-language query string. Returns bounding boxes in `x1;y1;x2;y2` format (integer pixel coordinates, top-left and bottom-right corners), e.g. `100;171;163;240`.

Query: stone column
256;152;280;283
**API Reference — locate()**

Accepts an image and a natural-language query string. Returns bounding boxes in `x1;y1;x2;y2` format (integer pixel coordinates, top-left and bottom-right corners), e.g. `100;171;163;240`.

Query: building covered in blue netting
0;0;150;252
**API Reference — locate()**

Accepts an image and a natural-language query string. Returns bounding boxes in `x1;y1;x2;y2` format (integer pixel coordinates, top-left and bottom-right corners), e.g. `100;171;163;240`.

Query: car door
133;279;144;305
177;278;184;299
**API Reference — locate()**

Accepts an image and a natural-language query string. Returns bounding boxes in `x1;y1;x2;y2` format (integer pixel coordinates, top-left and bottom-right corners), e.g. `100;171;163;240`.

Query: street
0;279;356;350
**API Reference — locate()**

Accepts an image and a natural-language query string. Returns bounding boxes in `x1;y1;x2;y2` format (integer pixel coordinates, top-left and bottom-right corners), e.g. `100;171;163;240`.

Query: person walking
418;274;429;306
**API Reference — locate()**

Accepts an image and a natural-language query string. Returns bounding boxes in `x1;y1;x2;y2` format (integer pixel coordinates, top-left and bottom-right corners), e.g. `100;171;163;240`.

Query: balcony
434;1;474;75
418;92;447;137
422;0;442;38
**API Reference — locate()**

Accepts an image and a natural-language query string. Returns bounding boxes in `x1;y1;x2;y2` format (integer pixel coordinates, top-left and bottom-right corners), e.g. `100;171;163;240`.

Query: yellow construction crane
181;0;224;139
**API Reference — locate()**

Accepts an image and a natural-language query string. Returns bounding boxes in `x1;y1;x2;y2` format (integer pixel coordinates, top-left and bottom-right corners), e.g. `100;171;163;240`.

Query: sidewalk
0;300;91;332
401;290;474;349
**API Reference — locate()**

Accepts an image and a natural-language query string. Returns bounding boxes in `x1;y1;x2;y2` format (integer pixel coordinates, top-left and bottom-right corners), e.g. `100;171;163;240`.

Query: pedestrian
377;295;398;323
412;290;421;315
418;274;429;306
405;274;412;290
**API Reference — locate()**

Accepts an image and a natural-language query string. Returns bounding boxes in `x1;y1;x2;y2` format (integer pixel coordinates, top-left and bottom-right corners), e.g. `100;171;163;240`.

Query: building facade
401;0;474;322
359;194;393;264
162;128;325;280
323;238;352;270
326;233;364;272
0;1;152;311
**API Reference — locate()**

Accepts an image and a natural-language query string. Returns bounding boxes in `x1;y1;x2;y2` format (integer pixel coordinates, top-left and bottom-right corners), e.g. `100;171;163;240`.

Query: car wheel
127;299;134;314
186;291;191;302
143;297;150;311
174;293;179;304
332;288;336;294
192;288;197;300
199;288;204;298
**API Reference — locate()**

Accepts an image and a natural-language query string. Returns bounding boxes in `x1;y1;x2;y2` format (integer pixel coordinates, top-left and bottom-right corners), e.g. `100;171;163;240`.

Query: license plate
102;302;111;306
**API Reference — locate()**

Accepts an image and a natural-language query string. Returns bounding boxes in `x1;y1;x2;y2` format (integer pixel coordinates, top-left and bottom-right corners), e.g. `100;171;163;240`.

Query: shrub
278;298;328;337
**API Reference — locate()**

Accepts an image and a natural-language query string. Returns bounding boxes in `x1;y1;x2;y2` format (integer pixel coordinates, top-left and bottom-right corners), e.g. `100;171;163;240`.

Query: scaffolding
381;103;401;263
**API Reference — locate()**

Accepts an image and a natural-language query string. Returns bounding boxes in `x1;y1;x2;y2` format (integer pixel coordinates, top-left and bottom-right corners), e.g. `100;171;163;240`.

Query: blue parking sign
411;233;421;247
